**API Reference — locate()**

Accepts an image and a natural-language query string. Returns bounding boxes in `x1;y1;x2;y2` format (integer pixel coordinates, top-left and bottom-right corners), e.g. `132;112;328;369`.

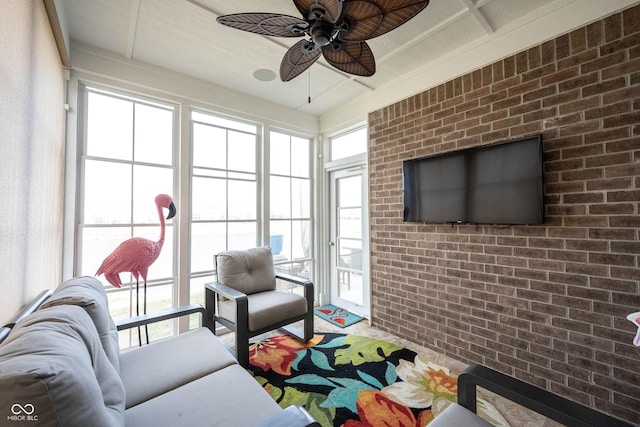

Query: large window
191;111;258;264
77;86;177;343
74;86;315;340
270;131;312;278
189;111;258;306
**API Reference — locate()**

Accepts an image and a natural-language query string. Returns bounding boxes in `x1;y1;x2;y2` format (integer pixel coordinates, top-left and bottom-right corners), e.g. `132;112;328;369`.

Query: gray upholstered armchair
205;246;314;367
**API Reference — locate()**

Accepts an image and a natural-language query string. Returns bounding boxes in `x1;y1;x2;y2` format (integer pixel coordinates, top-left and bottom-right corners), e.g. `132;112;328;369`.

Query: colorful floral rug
247;333;510;427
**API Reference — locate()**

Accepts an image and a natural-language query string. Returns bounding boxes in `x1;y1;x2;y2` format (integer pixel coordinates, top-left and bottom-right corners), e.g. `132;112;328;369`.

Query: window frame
268;129;314;279
75;83;179;283
68;82;317;338
74;83;180;346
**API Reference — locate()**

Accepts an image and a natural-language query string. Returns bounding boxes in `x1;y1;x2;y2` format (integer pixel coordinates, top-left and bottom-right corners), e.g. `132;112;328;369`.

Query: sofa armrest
458;364;634;427
0;289;53;344
115;304;206;331
255;405;320;427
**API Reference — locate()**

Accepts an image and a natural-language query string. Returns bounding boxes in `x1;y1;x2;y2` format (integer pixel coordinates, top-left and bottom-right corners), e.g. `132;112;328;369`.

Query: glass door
329;168;369;317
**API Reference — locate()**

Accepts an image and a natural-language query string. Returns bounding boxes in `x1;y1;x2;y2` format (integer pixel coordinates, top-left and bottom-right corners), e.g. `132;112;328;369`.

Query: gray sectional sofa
0;277;318;427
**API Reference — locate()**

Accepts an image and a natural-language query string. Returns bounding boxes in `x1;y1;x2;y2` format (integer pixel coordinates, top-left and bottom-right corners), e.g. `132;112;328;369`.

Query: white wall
0;1;66;324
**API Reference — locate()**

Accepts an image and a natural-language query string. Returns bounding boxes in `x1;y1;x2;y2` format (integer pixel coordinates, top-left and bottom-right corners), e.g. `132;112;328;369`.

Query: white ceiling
59;0;637;123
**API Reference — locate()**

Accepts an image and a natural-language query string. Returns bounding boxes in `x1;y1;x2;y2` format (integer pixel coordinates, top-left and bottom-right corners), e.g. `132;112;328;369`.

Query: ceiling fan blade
339;0;429;41
322;40;375;77
293;0;343;23
217;13;308;37
280;40;322;81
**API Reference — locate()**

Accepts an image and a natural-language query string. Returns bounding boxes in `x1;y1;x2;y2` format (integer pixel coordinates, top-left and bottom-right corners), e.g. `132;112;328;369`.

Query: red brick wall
368;4;640;424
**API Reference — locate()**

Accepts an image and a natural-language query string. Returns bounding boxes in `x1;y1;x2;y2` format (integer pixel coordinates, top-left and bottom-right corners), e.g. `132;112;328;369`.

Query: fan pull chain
308;69;311;104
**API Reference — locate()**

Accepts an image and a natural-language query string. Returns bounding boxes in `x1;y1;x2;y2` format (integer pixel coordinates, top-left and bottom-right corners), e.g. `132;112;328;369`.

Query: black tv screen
403;135;544;225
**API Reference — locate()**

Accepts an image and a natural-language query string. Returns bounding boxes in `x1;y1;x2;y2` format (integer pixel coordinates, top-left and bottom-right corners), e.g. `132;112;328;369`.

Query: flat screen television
403;135;544;225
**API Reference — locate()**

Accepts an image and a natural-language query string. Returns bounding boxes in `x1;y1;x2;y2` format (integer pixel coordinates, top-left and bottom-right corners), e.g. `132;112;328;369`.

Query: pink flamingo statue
96;194;176;345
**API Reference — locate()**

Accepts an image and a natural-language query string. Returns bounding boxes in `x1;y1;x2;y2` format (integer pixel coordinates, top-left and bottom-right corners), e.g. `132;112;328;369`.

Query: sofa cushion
119;327;237;409
218;290;308;331
40;276;120;371
124;364;281;427
0;305;125;427
216;247;276;294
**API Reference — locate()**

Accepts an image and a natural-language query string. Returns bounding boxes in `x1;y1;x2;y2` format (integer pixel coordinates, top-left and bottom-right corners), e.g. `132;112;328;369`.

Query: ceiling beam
44;0;71;67
125;0;141;59
375;0;495;68
462;0;494;35
376;8;468;65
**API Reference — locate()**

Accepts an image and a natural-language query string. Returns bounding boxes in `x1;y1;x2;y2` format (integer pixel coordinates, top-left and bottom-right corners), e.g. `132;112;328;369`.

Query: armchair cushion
216;247;276;295
218;290;308;331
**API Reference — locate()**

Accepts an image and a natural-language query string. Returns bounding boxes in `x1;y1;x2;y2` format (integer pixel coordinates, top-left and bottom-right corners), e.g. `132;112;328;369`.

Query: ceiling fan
217;0;430;82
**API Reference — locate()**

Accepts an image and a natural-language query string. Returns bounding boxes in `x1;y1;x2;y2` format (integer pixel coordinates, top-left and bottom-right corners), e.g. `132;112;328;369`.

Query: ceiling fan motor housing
310;20;335;47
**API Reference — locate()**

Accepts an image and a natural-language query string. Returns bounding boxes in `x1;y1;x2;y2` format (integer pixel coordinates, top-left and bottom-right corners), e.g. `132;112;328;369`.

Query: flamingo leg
143;282;149;345
135;281;142;347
